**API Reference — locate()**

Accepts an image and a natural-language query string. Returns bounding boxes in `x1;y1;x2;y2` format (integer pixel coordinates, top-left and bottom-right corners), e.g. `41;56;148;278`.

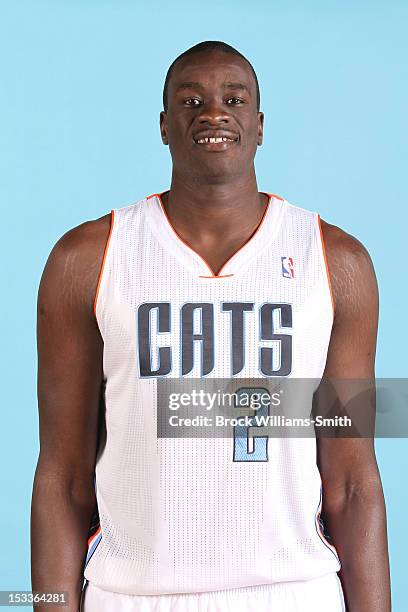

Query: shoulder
281;199;376;291
51;213;112;261
45;213;112;274
319;218;378;323
39;213;112;318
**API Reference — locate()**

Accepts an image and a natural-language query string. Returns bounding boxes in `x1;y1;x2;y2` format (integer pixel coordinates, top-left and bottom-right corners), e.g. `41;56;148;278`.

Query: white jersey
83;191;341;595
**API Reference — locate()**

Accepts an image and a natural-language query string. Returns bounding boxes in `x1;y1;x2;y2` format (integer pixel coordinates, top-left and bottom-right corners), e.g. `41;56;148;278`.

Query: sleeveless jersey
83;191;341;595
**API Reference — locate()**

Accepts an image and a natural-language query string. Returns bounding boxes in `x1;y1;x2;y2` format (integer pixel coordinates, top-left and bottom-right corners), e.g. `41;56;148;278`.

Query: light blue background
1;0;406;609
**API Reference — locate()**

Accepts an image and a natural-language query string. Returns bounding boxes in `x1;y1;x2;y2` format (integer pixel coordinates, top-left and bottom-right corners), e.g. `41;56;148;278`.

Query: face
160;51;264;184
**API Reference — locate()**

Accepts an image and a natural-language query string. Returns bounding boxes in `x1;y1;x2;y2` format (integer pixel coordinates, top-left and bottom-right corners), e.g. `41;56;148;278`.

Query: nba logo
281;256;295;278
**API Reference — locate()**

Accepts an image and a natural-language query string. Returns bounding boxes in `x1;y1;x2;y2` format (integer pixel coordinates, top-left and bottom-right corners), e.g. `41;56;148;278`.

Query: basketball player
31;41;391;611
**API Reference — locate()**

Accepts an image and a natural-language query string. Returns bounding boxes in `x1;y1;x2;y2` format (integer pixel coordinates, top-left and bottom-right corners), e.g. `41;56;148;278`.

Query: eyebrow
176;81;204;92
176;81;251;94
224;82;251;94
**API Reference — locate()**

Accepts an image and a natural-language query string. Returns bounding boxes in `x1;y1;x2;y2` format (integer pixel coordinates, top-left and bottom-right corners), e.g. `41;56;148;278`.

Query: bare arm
31;214;111;611
316;220;391;611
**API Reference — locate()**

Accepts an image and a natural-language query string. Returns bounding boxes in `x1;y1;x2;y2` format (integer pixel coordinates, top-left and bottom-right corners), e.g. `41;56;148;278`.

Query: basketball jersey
83;191;341;595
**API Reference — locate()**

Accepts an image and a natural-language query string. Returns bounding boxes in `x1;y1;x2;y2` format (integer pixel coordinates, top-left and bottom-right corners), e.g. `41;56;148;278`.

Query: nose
197;98;230;125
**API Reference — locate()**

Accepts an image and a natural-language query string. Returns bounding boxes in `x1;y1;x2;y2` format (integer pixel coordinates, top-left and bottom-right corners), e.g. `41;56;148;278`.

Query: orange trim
316;513;338;555
93;210;115;322
148;191;276;278
315;501;339;556
317;214;335;321
87;525;101;546
268;193;284;201
199;274;234;279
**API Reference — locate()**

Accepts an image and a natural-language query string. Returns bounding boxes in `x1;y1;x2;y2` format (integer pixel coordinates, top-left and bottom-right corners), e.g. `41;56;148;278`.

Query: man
31;41;391;611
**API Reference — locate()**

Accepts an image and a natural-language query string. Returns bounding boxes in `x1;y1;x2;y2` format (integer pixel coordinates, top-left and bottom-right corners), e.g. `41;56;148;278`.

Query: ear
257;112;264;146
160;111;169;145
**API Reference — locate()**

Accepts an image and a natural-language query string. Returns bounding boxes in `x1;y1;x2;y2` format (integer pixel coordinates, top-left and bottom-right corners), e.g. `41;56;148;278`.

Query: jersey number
233;387;270;462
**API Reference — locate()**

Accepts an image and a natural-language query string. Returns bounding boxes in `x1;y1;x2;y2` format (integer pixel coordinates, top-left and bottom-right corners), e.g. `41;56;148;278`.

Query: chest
97;196;333;380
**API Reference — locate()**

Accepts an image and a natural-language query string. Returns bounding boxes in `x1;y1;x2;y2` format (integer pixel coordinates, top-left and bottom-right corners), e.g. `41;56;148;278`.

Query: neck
158;169;270;276
168;168;259;211
163;169;267;239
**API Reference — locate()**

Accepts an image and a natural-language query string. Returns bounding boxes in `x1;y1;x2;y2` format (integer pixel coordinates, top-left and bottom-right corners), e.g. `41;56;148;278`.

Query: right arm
31;214;111;611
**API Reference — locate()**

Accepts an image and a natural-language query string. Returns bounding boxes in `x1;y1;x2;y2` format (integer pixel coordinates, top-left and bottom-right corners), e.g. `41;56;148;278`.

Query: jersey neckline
145;191;285;279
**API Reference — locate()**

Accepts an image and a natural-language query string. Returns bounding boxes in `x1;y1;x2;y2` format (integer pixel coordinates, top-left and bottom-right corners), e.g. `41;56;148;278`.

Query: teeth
196;136;235;144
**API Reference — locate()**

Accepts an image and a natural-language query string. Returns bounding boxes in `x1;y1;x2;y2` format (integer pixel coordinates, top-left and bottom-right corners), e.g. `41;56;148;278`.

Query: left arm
316;220;391;611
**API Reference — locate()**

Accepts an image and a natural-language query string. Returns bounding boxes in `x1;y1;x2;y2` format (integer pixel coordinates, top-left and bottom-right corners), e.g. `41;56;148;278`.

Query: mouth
193;132;239;151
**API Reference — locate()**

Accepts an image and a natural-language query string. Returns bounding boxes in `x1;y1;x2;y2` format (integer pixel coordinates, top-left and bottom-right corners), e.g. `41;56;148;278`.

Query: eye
184;98;201;106
226;97;244;105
